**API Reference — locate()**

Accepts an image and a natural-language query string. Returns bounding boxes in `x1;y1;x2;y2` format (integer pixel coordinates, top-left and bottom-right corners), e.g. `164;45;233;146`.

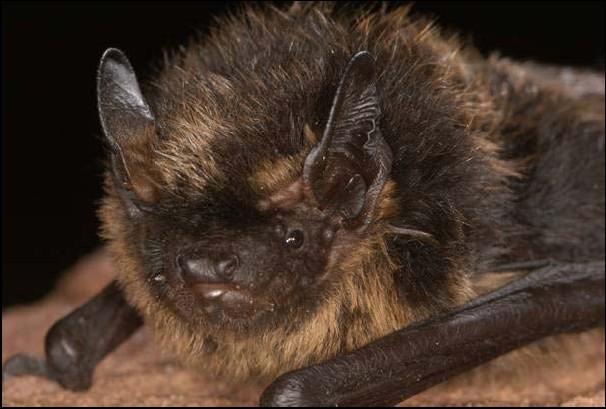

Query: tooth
205;289;225;299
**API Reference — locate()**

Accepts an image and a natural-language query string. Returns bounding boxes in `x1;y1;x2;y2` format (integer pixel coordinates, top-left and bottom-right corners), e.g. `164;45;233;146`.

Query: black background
2;1;604;308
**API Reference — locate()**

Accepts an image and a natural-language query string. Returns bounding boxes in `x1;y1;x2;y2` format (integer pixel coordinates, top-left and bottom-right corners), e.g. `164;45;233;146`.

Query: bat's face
138;185;339;329
98;48;393;333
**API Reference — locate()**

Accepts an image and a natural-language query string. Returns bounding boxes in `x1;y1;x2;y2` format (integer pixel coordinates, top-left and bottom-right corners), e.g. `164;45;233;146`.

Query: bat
3;2;604;406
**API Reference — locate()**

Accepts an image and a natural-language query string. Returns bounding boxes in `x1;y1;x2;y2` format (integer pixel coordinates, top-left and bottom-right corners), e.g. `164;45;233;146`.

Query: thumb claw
2;354;49;381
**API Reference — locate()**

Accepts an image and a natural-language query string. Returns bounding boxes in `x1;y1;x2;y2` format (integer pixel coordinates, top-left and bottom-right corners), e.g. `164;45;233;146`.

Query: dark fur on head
98;2;604;380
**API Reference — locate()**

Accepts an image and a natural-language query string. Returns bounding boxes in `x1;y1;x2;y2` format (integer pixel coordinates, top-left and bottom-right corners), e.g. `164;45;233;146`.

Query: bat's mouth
191;282;244;300
190;282;257;319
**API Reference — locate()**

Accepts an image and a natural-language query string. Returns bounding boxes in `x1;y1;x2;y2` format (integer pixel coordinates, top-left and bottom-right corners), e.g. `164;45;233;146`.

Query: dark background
2;1;604;308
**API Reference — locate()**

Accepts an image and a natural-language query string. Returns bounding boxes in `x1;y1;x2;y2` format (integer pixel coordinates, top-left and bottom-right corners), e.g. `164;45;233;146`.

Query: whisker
386;224;438;246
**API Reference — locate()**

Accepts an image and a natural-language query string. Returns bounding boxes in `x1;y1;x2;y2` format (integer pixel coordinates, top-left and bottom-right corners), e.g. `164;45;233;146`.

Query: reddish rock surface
2;249;605;406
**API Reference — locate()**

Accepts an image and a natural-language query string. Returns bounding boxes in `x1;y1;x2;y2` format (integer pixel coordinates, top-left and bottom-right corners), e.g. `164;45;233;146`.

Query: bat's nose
176;253;251;310
177;254;239;284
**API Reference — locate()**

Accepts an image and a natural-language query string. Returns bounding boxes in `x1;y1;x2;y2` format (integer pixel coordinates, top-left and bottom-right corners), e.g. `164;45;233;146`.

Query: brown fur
98;2;603;384
100;176;429;380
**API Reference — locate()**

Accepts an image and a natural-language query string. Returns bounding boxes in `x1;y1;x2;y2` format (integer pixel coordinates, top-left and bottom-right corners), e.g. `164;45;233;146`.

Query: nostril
216;255;239;279
176;254;186;272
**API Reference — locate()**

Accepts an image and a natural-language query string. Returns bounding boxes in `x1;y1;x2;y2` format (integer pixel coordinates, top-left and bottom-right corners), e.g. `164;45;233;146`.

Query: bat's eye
285;229;304;249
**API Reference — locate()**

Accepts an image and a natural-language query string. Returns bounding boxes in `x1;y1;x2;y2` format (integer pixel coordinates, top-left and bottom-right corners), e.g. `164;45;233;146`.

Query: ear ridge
303;51;393;231
332;53;379;142
304;52;377;176
97;48;158;204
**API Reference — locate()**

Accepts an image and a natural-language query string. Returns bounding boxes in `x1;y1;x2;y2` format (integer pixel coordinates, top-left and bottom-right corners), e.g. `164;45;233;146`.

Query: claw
2;354;49;381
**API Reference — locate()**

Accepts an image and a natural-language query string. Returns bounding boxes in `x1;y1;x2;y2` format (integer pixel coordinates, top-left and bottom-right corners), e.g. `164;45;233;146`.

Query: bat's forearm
261;261;605;406
3;280;143;391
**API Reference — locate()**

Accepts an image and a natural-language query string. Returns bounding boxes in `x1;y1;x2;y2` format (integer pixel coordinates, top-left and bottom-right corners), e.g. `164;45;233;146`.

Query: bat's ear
303;51;393;231
97;48;158;206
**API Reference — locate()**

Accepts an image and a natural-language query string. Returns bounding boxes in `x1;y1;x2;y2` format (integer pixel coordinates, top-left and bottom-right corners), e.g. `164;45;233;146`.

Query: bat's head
95;4;509;379
97;47;395;333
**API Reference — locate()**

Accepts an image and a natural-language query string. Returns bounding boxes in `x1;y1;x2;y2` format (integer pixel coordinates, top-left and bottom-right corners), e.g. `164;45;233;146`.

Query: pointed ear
303;51;393;231
97;48;157;205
